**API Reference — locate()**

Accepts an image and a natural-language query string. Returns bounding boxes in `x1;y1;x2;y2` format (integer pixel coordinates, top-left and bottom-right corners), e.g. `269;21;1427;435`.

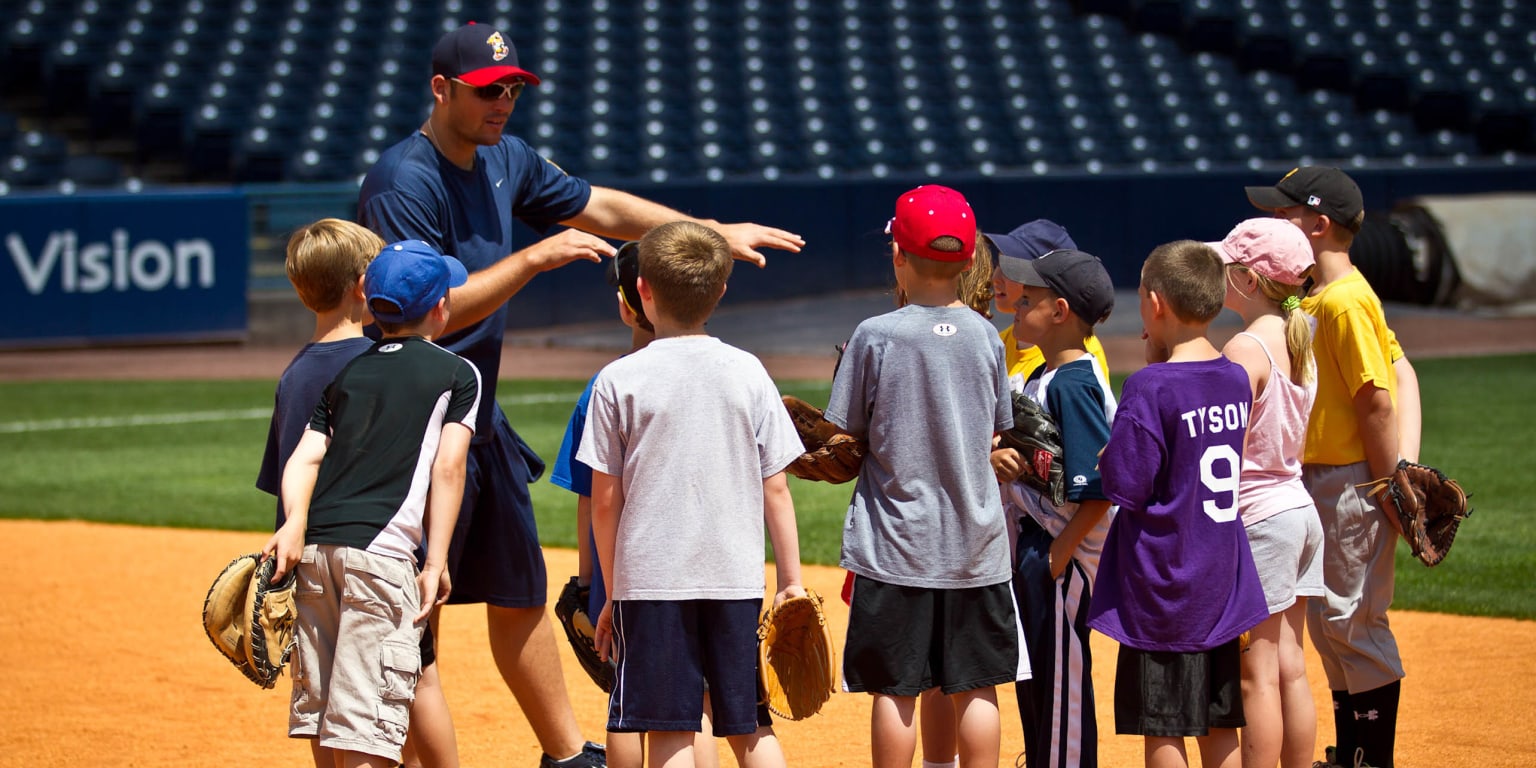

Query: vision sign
0;191;248;345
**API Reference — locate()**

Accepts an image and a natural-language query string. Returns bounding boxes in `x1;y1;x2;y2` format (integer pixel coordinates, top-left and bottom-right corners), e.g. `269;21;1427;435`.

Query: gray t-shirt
578;336;803;601
825;305;1014;588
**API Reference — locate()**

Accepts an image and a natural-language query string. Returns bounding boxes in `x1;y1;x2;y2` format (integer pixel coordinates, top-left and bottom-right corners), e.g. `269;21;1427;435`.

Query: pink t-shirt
1236;332;1318;526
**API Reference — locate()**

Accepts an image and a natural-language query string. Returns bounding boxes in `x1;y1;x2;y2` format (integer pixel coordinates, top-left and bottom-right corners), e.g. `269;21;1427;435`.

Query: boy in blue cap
264;240;480;768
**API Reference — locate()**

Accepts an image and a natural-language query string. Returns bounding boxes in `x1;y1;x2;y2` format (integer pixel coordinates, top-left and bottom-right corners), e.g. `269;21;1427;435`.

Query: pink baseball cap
1206;217;1315;286
886;185;976;262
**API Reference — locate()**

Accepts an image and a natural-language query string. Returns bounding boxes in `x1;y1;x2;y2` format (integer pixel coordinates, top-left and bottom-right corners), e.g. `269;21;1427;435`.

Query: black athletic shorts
842;575;1019;696
1113;639;1244;736
445;408;548;607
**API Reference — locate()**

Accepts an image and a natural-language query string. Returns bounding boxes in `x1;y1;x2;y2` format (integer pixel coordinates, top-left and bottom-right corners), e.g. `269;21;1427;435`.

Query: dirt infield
2;519;1532;768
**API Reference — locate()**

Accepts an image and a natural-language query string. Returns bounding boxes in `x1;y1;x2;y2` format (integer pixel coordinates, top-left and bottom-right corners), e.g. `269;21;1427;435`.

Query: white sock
922;758;958;768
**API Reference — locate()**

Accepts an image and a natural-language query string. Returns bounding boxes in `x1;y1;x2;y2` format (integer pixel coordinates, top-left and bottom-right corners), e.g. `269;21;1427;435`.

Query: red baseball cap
432;22;542;87
887;185;976;262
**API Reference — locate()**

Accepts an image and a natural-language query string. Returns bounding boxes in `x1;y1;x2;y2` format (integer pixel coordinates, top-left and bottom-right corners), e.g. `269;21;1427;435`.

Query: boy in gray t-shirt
825;185;1020;768
578;221;805;768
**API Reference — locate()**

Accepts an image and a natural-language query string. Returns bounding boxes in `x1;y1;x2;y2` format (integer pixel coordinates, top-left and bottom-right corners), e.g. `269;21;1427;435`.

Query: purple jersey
1087;357;1268;652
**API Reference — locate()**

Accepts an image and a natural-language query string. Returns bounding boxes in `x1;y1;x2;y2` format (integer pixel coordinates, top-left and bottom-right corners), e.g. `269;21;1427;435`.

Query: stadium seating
0;0;1531;192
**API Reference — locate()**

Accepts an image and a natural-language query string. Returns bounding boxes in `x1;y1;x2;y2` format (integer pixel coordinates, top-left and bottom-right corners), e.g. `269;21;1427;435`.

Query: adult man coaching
358;22;804;768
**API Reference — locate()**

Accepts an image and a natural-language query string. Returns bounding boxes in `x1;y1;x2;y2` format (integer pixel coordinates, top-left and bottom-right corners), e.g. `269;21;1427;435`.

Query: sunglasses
452;77;526;101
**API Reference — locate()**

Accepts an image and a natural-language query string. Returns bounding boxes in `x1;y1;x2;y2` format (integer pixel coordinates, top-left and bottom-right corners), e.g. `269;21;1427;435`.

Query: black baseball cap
606;241;651;331
1245;166;1363;233
432;22;541;86
1000;248;1114;326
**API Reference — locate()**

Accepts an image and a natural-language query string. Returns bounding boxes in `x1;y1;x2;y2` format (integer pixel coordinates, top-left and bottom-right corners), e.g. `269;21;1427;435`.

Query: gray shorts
1244;504;1325;614
1302;462;1405;693
290;544;423;762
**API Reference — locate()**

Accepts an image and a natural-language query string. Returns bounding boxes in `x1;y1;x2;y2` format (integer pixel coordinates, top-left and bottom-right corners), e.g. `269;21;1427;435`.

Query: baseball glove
1366;459;1473;568
782;395;866;484
554;576;616;693
997;391;1067;507
758;589;837;721
202;553;298;689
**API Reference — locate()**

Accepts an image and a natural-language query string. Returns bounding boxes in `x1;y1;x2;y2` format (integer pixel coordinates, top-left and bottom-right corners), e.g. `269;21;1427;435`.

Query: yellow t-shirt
1300;269;1404;465
1000;324;1111;381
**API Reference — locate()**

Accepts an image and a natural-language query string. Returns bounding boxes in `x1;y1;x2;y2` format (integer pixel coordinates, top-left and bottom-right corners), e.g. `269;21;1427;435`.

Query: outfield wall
4;163;1533;347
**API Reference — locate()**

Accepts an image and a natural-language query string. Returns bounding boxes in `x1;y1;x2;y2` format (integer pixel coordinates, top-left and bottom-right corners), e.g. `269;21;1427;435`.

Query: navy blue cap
432;22;541;86
986;219;1077;271
365;240;469;323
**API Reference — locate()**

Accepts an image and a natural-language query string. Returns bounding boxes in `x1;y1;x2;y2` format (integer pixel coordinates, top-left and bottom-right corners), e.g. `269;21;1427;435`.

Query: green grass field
1;354;1531;618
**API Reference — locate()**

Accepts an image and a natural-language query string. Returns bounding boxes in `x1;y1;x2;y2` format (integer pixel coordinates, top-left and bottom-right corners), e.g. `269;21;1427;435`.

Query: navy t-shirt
256;337;376;529
358;133;591;437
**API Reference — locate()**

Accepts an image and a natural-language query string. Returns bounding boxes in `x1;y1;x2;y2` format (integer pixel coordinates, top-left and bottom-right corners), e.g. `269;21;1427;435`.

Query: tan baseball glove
758;589;837;721
202;553;298;689
782;395;865;484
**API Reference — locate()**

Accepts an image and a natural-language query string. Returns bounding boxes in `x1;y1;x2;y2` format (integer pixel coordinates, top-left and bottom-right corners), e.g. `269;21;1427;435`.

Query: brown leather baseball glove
782;395;865;484
1367;459;1473;568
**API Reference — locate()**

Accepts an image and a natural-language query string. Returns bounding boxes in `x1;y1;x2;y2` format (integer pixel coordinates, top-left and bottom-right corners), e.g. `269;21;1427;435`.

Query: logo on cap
487;31;509;61
1307;194;1322;207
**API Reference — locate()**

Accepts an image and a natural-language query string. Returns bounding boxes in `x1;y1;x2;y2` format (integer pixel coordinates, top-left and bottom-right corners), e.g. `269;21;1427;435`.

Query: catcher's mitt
554;576;616;693
1366;459;1473;568
202;553;298;689
997;391;1066;507
758;589;837;721
782;395;866;484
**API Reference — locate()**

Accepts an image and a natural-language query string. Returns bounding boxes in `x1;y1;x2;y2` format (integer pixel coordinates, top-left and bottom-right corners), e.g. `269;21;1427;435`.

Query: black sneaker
538;741;606;768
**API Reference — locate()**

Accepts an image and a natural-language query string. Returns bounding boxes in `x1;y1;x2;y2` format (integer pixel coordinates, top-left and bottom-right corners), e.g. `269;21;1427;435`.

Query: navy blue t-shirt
256;337;376;529
358;133;591;437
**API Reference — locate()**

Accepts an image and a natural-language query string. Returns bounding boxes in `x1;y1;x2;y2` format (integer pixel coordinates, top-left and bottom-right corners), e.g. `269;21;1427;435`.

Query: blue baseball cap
1002;248;1115;326
986;219;1077;275
365;240;469;323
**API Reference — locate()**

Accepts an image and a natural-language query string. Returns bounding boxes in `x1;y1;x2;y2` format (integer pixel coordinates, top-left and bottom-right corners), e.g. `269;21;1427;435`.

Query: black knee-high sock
1351;681;1400;767
1331;690;1356;765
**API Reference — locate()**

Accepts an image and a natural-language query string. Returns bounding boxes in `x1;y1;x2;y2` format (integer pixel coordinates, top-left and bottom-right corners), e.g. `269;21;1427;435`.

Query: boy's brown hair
903;245;971;281
1141;240;1226;323
285;219;384;312
637;221;733;326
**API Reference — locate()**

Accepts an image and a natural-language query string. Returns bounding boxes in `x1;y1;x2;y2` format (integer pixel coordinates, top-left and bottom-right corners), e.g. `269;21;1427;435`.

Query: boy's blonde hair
285;219;384;312
1142;240;1226;323
638;221;732;326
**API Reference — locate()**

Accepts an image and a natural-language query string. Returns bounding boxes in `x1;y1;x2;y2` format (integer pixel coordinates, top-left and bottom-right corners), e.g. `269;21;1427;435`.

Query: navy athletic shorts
608;599;770;737
445;407;548;608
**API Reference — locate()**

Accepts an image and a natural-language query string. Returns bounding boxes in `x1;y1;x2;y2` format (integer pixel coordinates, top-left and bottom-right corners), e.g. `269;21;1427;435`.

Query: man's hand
712;222;805;268
522;228;617;272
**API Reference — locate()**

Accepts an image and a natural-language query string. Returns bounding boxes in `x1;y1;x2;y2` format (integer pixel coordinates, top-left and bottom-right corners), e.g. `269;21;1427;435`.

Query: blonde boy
264;240;479;767
255;221;460;767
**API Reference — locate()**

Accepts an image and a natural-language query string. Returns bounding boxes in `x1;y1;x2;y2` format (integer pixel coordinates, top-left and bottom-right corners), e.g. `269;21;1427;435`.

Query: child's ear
354;274;368;300
1052;296;1071;323
1146;289;1167;319
636;275;652;301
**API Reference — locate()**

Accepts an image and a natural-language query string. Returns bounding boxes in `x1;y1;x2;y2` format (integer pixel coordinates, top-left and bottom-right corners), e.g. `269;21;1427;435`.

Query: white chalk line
0;392;584;434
